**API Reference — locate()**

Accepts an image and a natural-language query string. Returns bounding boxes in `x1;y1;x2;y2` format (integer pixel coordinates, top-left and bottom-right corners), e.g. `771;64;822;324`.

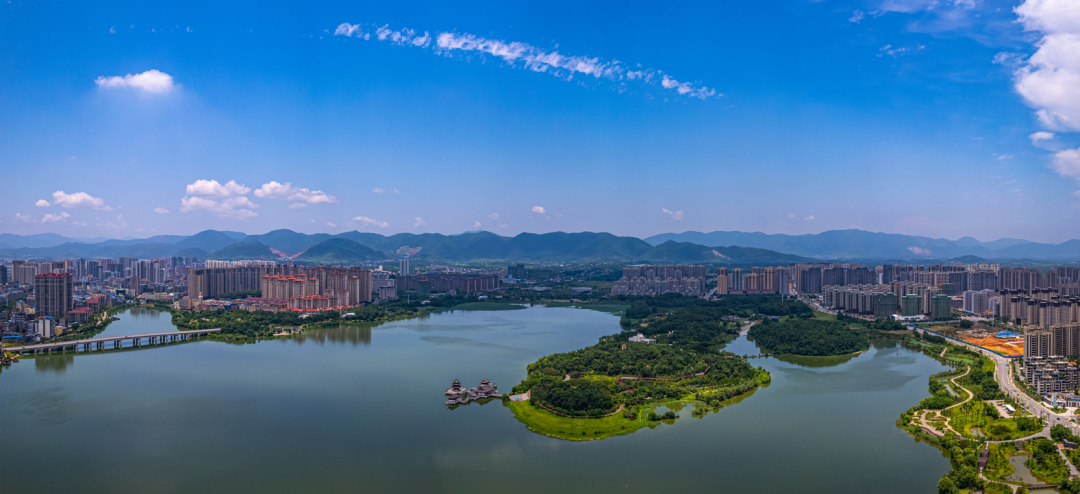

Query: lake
1;305;952;493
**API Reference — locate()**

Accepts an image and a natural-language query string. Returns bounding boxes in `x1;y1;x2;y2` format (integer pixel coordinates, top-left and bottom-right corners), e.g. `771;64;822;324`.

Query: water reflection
35;354;74;374
284;324;372;346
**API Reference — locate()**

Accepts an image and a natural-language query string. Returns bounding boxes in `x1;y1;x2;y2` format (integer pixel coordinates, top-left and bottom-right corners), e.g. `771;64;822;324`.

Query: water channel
2;306;954;493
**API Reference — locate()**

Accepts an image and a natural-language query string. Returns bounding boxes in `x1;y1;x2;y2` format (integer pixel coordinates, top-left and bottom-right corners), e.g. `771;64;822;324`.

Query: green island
748;317;870;357
505;294;802;441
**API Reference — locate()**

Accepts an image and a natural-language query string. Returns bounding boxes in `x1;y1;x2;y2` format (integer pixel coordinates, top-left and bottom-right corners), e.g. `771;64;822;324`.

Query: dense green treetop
748;318;869;357
531;380;616;416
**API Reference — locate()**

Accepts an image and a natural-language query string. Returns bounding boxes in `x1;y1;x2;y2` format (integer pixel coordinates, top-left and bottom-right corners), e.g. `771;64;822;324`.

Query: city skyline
3;0;1080;242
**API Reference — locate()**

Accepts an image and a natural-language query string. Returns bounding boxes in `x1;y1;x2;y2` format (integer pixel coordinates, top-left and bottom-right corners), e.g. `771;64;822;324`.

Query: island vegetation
508;294;792;441
748;318;869;356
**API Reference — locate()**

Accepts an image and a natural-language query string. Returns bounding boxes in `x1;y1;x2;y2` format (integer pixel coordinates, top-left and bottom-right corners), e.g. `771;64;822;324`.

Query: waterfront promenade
4;329;220;354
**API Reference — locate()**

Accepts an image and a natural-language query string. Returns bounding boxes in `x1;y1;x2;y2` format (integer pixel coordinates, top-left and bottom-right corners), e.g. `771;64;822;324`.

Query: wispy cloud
849;10;865;23
804;215;816;221
335;23;718;99
414;217;426;228
372;187;384;193
41;212;70;223
662;208;684;220
153;207;170;214
877;44;925;57
95;69;175;93
15;213;32;222
326;222;337;228
531;206;546;214
353;215;389;228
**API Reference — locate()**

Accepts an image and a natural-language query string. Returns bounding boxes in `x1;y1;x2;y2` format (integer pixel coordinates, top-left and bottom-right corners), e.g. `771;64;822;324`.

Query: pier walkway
4;329;221;355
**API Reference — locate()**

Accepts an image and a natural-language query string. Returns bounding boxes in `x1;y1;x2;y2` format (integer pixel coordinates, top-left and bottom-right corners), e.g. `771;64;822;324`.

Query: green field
506;400;655;441
811;310;836;321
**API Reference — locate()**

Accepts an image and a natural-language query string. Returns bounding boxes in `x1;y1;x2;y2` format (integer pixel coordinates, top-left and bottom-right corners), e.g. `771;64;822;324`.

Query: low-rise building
1025;356;1080;394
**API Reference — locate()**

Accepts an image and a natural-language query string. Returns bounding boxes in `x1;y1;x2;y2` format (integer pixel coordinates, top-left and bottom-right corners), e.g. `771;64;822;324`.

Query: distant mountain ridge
2;228;1078;262
0;230;808;264
643;230;1080;260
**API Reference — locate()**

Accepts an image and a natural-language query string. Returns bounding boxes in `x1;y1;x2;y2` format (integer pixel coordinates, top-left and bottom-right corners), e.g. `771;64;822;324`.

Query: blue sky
2;0;1079;242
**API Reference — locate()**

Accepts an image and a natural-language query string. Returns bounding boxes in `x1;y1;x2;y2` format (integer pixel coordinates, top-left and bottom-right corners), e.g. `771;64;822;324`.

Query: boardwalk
5;329;220;354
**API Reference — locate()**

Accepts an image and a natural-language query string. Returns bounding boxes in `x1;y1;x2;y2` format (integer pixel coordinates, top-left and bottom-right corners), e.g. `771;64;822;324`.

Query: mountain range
0;229;812;265
0;228;1078;263
643;230;1080;260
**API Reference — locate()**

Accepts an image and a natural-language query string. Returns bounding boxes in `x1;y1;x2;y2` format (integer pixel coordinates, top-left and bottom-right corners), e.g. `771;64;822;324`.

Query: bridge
4;329;221;355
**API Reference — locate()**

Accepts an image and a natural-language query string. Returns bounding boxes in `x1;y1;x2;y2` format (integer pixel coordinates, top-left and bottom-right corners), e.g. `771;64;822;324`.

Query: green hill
206;241;276;261
293;238;384;265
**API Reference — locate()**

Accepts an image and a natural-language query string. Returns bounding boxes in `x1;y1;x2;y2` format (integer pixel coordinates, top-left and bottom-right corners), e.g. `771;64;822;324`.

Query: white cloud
531;206;546;214
15;213;32;222
414;217;426;227
877;44;925;57
804;215;816;221
98;215;128;231
180;196;258;219
489;213;499;220
187;179;250;197
1013;0;1080;132
393;188;400;193
997;154;1015;160
499;224;508;228
372;187;384;193
1031;131;1056;143
849;10;865;23
1053;148;1080;181
35;199;50;207
473;221;482;228
52;190;111;210
153;207;170;214
326;222;337;228
907;246;932;255
662;208;685;220
353;216;389;228
254;181;337;208
335;23;718;99
72;221;87;227
41;212;70;223
94;69;175;93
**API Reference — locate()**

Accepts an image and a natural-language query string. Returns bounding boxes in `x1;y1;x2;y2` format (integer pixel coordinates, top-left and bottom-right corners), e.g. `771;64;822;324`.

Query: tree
937;475;959;494
960;320;974;329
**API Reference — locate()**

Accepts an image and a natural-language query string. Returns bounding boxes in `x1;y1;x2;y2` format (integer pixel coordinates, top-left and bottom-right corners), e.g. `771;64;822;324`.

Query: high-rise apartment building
901;295;922;317
35;273;73;321
930;295;952;320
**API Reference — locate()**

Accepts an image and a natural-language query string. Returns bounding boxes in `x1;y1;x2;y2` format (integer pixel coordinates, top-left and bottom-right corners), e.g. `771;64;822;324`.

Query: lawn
812;310;836;321
506;400;654;441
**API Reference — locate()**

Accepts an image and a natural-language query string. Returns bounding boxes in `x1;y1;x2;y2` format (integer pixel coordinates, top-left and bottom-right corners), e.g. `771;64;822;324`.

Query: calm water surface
2;306;952;493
